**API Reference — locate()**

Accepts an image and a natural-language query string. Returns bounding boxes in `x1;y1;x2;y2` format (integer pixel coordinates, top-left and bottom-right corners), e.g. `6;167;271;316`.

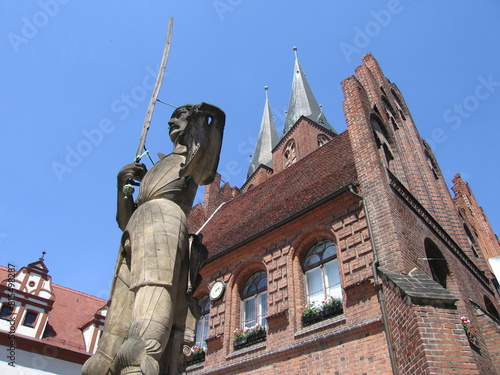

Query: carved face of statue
168;106;192;143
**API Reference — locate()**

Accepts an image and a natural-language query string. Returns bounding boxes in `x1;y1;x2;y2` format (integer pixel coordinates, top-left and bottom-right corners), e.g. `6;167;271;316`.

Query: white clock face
210;281;225;300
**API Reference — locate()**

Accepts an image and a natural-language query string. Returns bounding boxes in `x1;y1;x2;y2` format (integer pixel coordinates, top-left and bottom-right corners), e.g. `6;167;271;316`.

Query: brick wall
188;192;393;374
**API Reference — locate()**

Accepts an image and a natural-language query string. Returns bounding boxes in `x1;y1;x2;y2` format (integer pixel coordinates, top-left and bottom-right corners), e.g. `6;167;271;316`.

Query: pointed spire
247;86;280;178
283;47;335;134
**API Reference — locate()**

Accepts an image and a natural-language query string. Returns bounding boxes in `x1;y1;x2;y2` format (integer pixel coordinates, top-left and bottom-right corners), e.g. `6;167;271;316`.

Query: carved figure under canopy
82;103;225;375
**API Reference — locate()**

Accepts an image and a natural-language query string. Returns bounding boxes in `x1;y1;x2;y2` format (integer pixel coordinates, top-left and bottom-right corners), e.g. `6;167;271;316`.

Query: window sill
227;340;266;360
295;313;346;338
186;360;205;371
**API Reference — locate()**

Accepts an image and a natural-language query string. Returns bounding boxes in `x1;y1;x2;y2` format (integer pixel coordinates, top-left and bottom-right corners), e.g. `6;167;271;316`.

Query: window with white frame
195;295;210;350
304;240;342;304
241;271;267;329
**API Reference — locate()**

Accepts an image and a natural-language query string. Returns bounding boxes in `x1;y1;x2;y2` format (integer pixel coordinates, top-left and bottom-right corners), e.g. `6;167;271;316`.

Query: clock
209;280;226;301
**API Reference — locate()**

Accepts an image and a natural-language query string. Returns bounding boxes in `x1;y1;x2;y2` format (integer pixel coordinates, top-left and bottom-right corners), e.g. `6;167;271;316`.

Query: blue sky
1;1;499;298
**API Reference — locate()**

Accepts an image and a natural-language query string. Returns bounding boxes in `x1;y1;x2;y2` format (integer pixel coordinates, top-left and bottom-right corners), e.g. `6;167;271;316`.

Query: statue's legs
82;244;134;375
116;285;175;375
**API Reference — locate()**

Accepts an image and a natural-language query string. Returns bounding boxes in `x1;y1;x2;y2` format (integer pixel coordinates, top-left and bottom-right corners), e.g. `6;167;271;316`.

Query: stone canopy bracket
378;267;458;308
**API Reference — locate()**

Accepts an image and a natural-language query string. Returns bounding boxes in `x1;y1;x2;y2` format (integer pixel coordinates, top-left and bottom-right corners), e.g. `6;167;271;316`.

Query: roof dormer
0;253;54;340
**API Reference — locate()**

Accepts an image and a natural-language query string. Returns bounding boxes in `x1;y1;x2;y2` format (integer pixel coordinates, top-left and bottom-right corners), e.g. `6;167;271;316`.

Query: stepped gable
200;130;356;257
0;265;106;354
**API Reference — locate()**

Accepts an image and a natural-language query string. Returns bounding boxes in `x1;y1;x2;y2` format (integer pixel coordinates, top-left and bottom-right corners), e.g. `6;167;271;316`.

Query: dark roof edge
205;183;358;264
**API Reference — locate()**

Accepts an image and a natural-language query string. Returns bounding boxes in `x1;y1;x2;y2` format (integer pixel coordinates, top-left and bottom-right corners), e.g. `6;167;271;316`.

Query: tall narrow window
424;238;449;288
484;296;500;319
195;295;210;350
284;140;297;168
304;240;342;304
241;271;267;329
464;224;479;258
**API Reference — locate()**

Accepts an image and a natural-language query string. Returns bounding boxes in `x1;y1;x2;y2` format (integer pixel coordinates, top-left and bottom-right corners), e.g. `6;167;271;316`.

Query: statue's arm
116;163;147;231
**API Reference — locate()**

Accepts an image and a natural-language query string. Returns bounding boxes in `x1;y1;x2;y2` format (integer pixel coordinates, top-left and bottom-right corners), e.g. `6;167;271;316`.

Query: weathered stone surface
82;103;225;375
379;267;458;307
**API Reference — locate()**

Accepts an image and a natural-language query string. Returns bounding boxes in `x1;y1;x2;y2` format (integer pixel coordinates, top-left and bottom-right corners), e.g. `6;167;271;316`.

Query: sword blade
135;17;174;162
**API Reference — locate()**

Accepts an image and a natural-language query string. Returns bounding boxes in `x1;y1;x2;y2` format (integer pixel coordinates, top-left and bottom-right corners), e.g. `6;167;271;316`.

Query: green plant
460;316;478;339
320;296;342;310
247;324;265;336
233;328;246;340
191;346;205;355
301;301;320;317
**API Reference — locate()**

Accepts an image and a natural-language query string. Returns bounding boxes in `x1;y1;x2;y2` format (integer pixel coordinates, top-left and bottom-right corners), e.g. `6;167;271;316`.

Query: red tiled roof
0;265;106;355
200;130;357;257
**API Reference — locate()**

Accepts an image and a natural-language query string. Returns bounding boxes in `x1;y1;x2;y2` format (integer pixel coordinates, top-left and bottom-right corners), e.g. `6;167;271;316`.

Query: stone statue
82;103;225;375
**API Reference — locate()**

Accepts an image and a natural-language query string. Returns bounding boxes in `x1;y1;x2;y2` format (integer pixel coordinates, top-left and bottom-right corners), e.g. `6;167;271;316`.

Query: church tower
243;48;337;191
283;47;335;134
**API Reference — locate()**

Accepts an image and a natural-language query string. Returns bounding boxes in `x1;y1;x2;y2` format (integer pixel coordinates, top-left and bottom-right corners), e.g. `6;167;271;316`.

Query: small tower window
284;140;297;168
317;135;330;147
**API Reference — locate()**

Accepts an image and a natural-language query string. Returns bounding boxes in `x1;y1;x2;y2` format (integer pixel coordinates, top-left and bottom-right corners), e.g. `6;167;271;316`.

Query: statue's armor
125;153;198;290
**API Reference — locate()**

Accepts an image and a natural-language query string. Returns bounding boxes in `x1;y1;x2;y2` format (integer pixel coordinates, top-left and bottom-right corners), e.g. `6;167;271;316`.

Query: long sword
134;17;174;163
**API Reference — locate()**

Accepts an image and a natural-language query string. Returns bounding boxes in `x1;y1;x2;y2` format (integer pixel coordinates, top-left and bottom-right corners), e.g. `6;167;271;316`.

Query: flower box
301;297;343;327
247;329;266;344
186;347;206;365
233;337;248;349
233;325;267;349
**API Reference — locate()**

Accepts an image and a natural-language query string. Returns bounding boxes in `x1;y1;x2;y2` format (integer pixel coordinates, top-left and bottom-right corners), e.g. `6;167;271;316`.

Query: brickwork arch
291;225;338;266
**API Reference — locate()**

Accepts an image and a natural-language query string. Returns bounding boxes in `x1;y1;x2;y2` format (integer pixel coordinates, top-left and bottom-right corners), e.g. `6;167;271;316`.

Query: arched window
370;113;391;143
195;295;210;350
484;296;500;319
284;140;297;168
391;89;404;110
317;134;330;147
390;89;406;121
371;113;394;166
241;271;267;329
424;148;439;179
303;240;342;304
382;96;396;118
424;239;449;288
464;224;479;258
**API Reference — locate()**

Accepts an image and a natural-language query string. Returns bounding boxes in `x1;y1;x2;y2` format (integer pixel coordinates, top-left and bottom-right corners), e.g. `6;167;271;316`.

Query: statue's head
168;104;195;144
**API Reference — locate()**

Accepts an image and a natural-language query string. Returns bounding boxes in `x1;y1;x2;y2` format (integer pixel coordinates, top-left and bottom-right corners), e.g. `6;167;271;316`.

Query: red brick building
186;53;500;374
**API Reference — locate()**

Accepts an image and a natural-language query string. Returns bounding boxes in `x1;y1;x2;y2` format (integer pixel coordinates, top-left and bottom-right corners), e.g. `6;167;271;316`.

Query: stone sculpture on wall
82;103;225;375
